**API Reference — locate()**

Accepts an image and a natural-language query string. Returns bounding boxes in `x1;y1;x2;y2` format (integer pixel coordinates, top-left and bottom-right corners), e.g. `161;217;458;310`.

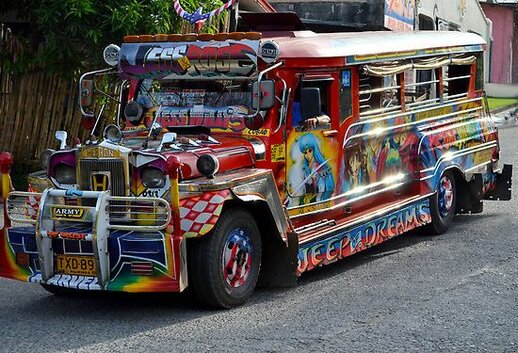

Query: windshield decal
120;40;259;80
155;105;248;133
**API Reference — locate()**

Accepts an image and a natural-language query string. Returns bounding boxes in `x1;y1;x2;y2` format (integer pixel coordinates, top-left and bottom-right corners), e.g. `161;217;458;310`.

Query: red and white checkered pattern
179;190;231;237
26;185;40;220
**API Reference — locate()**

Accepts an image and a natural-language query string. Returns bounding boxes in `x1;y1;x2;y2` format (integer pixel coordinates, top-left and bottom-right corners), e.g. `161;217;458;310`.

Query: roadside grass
487;97;518;111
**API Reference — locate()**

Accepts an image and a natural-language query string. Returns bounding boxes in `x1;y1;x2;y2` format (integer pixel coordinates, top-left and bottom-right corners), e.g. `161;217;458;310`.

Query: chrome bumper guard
8;188;171;289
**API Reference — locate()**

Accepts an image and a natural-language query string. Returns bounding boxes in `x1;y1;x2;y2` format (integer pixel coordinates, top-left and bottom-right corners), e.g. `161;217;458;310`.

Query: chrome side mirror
252;79;275;110
157;132;177;152
55;131;68;150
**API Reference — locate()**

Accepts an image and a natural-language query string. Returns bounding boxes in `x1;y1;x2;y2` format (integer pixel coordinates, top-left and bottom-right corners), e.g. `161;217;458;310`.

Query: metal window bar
359;85;402;95
443;74;471;82
404;79;440;89
360;104;403;118
443;92;469;101
406;96;442;109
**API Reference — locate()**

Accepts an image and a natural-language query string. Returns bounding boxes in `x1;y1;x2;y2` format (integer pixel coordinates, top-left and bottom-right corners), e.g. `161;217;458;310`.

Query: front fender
179;189;233;238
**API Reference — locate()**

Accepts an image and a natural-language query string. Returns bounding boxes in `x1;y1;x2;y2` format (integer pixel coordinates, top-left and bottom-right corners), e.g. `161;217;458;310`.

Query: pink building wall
482;4;516;84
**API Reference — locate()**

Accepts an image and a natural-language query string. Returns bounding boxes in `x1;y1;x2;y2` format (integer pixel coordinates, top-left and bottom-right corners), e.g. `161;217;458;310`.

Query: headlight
103;124;123;143
196;154;219;178
124;101;144;126
141;167;166;188
54;163;76;184
40;149;55;169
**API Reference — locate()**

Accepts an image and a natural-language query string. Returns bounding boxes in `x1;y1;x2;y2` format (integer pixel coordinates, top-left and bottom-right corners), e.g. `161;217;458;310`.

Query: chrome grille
78;159;126;196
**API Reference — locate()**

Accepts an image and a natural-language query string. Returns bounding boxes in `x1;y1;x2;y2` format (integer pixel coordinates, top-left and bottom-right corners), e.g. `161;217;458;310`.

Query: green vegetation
0;0;225;78
487;97;518;112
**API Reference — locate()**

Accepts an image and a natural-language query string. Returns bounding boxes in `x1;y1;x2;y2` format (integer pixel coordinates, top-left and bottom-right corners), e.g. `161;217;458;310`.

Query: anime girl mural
340;142;370;194
288;133;335;205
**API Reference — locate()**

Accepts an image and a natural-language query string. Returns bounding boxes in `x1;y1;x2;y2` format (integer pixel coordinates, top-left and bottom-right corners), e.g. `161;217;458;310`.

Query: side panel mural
297;198;431;274
342;99;497;196
286;132;339;208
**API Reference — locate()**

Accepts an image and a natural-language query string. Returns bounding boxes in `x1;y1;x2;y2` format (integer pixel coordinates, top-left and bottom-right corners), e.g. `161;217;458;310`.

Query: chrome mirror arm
78;67;116;117
243;61;284;120
275;78;289;133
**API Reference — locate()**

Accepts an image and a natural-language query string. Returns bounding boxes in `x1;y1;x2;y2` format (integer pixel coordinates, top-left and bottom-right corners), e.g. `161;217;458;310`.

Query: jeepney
0;28;511;308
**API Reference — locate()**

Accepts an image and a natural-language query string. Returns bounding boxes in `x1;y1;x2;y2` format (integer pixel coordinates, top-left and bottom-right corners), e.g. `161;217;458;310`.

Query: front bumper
0;188;187;292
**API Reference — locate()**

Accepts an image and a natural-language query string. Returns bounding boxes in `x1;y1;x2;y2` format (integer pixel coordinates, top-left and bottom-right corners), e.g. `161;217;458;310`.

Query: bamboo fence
0;70;87;167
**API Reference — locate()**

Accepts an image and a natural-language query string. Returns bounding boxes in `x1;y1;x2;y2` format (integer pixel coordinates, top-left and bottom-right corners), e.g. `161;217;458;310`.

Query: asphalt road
1;128;517;353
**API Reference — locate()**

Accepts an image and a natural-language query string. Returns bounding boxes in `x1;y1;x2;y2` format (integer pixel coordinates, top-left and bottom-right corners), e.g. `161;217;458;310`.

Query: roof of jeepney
265;30;485;64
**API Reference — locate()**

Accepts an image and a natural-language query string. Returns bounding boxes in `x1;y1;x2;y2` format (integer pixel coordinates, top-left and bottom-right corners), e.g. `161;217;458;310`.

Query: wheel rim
438;175;454;217
222;228;252;288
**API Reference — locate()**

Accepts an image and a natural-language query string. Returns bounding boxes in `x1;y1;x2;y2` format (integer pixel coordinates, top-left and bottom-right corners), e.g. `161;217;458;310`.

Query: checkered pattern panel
179;190;231;237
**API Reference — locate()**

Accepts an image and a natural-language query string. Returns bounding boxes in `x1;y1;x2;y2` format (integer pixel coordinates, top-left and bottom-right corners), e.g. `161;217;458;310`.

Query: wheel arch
441;165;484;214
220;198;299;288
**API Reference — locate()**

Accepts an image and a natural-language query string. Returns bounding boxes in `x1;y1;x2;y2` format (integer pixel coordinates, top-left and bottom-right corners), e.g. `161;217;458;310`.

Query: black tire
425;170;457;235
188;208;262;308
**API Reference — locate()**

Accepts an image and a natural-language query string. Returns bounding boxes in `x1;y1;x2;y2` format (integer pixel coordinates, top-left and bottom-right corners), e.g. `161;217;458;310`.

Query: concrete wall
481;4;515;84
268;0;385;30
418;0;492;83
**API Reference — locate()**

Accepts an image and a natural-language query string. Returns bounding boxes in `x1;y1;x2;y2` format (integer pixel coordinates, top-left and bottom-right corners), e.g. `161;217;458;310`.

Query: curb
490;103;518;114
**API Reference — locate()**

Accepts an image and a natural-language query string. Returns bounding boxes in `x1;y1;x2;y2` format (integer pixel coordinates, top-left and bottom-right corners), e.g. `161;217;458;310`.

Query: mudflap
457;174;484;214
257;231;299;288
484;164;512;201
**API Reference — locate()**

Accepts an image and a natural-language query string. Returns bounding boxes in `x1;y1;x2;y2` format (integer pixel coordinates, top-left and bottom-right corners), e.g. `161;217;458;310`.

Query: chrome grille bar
78;158;125;196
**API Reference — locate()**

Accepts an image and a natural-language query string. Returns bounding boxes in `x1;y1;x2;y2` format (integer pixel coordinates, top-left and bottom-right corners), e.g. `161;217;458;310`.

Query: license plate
55;255;96;276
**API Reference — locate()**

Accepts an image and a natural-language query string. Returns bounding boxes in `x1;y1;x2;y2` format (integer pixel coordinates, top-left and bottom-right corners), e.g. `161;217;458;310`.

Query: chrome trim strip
231;173;289;243
299;193;433;244
351;96;482;135
418;142;498;181
345;105;482;148
289;180;406;220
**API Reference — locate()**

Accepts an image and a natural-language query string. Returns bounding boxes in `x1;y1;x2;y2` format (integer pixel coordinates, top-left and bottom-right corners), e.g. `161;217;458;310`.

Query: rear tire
425;170;457;235
188;208;261;308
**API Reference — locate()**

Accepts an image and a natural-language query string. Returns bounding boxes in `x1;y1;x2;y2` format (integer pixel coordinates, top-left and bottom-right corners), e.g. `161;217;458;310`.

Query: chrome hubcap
438;176;454;217
222;228;252;288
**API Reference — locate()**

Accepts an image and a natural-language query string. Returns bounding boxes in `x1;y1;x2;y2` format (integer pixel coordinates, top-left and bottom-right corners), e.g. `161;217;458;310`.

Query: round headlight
40;149;55;169
141;167;166;188
103;124;123;143
124;101;144;126
54;163;76;184
196;154;219;178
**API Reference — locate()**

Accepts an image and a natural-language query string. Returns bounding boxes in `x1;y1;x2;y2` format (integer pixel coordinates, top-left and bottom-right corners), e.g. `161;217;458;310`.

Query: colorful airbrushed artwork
297;199;431;273
287;132;338;206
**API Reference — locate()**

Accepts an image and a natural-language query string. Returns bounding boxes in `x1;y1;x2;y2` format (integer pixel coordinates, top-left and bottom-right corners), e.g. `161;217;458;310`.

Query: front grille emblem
90;172;110;191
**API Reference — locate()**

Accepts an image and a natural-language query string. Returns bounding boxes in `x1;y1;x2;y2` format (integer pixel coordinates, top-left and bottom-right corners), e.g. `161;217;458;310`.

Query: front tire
426;170;457;235
188;208;262;308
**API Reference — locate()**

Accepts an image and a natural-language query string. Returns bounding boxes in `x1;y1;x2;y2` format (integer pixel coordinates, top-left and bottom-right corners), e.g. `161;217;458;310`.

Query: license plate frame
55;255;97;276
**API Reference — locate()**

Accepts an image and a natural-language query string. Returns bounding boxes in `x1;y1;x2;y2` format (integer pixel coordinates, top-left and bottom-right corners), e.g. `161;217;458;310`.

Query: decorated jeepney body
0;29;512;308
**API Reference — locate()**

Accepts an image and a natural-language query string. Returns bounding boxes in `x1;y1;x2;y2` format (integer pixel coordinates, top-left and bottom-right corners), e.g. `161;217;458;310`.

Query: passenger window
444;64;471;99
405;69;439;109
359;72;401;117
291;79;332;130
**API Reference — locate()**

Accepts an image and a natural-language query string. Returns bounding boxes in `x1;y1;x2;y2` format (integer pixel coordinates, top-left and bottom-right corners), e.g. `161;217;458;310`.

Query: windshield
134;79;253;133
